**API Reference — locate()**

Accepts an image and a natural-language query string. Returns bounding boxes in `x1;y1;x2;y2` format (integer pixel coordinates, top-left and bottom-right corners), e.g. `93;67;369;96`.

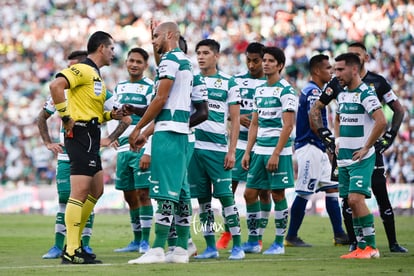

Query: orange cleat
340;247;364;259
216;232;232;249
354;246;380;259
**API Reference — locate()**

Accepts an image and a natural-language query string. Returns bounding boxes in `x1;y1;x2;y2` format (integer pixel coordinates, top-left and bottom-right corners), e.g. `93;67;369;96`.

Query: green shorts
232;148;247;182
338;154;375;199
150;131;189;202
56;159;71;193
115;149;151;191
188;148;233;199
56;159;71;203
246;153;294;190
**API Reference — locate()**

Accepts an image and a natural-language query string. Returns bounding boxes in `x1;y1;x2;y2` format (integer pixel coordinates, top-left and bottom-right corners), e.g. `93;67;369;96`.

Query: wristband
55;101;70;118
103;111;112;121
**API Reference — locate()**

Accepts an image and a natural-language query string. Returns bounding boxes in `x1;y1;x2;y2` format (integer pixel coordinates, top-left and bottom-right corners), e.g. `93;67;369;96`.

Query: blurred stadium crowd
0;0;413;187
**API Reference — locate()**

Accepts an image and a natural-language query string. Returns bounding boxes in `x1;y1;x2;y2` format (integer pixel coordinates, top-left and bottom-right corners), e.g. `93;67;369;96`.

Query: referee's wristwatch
61;115;71;123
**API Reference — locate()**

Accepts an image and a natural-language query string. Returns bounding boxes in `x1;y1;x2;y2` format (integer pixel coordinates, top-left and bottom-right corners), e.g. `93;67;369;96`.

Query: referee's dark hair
309;54;329;74
348;42;367;52
195;39;220;53
67;50;88;60
87;31;113;54
335;53;362;70
127;47;149;62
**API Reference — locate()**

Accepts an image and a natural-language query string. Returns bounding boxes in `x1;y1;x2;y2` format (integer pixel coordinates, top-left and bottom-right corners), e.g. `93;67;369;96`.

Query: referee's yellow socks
78;195;97;243
65;198;83;255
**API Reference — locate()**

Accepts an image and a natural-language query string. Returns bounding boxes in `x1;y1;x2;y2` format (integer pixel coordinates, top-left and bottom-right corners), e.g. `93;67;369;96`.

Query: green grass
0;214;413;275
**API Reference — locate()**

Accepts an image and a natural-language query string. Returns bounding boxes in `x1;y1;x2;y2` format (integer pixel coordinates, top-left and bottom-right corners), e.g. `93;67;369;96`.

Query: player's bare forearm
389;99;405;134
309;100;325;134
245;113;258;154
364;109;387;149
273;111;294;156
107;116;132;142
189;101;208;128
37;110;52;145
228;104;240;154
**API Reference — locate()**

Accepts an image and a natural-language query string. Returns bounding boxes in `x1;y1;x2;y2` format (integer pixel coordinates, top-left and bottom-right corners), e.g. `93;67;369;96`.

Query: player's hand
224;152;235;170
266;153;279;172
46;142;64;154
374;130;396;154
241;153;250;171
140;154;151;170
122;104;134;116
129;127;142;151
352;146;369;162
317;127;335;154
240;113;251;128
111;107;123;120
63;119;75;138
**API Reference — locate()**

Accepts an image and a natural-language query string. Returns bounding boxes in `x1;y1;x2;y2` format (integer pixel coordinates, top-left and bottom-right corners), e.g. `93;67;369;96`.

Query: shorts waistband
74;117;100;128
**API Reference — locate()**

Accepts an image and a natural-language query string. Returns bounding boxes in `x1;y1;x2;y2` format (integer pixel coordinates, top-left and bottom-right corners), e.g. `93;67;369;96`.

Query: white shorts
294;144;338;195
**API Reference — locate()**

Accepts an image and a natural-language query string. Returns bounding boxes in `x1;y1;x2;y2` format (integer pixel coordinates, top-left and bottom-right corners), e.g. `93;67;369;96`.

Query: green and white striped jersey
154;48;193;134
253;78;297;155
113;77;154;152
233;72;266;149
194;70;241;152
337;82;382;167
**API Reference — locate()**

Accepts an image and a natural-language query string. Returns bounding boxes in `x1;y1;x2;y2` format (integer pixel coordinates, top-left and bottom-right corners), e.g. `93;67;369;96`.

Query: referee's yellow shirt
57;60;111;123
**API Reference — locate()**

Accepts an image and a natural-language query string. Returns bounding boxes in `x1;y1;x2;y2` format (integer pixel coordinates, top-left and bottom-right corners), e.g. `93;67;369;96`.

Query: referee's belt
74;117;100;128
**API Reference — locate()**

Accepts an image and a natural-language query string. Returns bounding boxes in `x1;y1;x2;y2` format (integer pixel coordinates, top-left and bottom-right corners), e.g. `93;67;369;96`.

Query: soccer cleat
42;246;63;259
216;232;232;249
229;246;245;260
82;245;94;255
334;233;351;246
284;236;312;247
263;242;285;255
187;241;197;257
354;246;380;259
114;241;140;252
128;247;165;264
165;246;189;263
194;246;219;259
241;241;261;253
348;242;357;252
390;243;408;253
139;240;150;253
340;247;364;259
61;247;102;264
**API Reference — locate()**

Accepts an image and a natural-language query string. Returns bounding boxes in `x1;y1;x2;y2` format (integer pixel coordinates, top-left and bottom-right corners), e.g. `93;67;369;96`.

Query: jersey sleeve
43;96;56;115
227;77;241;105
191;75;208;103
362;89;382;115
158;54;178;80
281;86;298;112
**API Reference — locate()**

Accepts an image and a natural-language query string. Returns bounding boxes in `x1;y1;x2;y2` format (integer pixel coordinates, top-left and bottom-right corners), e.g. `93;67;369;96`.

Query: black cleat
284;236;312;247
348;242;357;252
334;233;351;246
390;243;408;253
61;247;102;264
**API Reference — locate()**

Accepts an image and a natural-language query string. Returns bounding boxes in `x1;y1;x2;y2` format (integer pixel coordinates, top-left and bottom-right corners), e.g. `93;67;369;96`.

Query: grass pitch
0;214;413;275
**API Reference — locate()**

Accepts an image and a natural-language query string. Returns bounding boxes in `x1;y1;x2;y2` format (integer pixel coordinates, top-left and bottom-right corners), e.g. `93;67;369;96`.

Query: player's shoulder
141;76;154;85
217;70;232;80
233;71;249;79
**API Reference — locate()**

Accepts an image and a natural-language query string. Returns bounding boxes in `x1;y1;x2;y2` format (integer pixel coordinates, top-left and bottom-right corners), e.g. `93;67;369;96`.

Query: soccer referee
50;31;120;264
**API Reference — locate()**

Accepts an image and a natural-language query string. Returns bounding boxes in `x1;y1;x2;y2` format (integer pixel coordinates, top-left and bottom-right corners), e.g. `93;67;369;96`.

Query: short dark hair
246;42;265;57
195;39;220;53
335;53;361;69
348;42;367;52
309;54;329;73
67;50;87;60
127;47;149;61
179;36;188;54
263;46;286;72
87;31;113;54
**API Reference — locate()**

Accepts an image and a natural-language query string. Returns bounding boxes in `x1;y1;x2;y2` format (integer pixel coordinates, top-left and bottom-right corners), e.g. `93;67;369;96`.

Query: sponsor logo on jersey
325;87;333;96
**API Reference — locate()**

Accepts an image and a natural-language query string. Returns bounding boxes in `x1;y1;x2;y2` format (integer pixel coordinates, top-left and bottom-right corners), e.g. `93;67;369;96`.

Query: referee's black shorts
65;117;102;176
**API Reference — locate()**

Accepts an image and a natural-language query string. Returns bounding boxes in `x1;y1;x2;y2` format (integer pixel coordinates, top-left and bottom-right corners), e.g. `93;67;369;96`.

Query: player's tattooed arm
309;100;326;134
